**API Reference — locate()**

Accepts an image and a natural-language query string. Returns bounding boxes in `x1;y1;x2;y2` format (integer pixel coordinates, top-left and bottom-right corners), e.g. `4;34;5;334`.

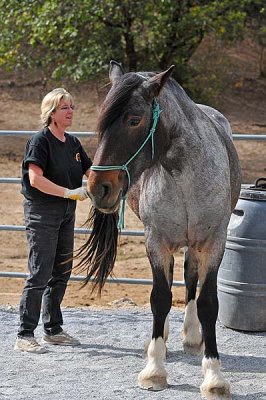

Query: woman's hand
64;187;89;201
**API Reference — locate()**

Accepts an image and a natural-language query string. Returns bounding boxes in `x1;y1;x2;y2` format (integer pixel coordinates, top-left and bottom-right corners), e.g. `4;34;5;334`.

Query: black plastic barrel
218;178;266;331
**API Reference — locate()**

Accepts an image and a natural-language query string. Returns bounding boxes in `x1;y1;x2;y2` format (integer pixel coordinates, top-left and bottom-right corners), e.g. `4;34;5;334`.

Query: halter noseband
90;98;162;229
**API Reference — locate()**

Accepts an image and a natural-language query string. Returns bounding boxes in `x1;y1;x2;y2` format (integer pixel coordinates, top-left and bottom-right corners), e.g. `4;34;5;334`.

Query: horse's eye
128;117;141;127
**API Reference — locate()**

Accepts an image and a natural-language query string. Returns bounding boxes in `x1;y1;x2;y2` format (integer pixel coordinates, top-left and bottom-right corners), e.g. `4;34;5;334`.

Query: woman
15;88;92;353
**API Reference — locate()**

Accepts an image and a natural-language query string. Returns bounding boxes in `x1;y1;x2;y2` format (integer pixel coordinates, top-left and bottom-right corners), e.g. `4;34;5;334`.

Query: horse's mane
98;71;193;137
97;74;143;135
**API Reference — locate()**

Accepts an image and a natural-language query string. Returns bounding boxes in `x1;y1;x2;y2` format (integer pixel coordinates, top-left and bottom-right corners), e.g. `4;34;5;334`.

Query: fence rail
0;130;96;137
1;130;266;140
0;130;265;286
0;224;144;236
0;271;185;287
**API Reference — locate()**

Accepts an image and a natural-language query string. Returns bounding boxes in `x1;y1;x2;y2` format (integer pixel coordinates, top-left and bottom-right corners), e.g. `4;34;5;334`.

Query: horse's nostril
102;183;111;198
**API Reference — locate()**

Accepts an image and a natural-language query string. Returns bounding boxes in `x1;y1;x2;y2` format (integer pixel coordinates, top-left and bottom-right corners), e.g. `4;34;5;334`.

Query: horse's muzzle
88;170;124;213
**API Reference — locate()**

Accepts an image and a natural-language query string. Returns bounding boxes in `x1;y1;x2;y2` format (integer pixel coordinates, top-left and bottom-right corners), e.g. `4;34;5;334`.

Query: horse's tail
74;206;118;293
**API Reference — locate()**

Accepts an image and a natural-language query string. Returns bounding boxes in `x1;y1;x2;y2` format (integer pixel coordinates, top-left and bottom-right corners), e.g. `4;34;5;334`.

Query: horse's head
88;61;174;213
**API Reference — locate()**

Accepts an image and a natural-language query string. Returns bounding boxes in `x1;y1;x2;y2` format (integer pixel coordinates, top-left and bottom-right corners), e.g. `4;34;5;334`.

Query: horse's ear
109;60;124;84
145;65;175;97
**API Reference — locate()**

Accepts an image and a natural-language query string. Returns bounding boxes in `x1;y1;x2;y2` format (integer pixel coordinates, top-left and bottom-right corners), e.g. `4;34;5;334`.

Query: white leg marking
143;314;169;357
138;337;168;391
182;299;204;355
201;357;231;399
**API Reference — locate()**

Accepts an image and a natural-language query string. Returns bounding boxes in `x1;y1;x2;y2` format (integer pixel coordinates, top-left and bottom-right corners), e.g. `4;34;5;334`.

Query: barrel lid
240;178;266;201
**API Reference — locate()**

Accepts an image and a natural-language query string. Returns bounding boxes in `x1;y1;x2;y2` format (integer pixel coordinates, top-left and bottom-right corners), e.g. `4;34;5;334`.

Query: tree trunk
124;31;138;70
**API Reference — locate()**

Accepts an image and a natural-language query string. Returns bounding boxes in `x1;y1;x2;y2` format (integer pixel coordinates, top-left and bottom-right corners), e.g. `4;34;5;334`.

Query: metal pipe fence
0;130;265;286
1;130;266;140
0;130;96;137
0;271;185;287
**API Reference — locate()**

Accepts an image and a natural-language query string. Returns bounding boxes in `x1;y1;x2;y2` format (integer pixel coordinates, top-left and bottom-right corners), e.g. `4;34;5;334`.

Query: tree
0;0;265;83
243;0;266;76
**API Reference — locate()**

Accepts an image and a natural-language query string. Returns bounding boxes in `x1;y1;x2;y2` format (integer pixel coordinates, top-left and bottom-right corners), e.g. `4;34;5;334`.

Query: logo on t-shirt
75;153;81;162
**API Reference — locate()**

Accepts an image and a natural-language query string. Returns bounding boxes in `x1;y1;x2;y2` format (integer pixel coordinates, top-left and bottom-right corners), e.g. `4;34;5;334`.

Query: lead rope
91;98;162;229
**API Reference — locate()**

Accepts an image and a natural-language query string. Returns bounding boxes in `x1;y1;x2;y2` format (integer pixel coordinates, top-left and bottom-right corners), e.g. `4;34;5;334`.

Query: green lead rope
91;98;162;229
118;194;127;230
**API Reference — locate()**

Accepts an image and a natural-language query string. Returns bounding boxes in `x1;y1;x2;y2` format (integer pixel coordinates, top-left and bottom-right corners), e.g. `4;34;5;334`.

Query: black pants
18;199;76;337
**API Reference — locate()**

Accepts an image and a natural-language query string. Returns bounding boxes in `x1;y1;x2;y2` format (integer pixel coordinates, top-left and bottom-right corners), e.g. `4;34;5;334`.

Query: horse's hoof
183;340;204;356
139;337;168;390
200;380;231;399
138;376;168;391
201;357;231;399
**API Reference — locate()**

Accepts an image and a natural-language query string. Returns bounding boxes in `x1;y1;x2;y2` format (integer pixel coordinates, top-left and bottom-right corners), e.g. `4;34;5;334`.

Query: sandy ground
0;38;265;309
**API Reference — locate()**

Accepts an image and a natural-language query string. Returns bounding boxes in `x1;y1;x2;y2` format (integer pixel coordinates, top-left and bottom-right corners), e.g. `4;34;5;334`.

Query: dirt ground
0;38;265;309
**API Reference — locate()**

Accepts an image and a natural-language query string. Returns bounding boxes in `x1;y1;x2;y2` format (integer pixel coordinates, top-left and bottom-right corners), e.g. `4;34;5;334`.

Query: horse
76;60;241;399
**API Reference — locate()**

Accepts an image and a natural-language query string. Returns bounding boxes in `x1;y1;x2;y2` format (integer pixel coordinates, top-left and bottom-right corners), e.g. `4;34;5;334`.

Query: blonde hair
40;88;74;127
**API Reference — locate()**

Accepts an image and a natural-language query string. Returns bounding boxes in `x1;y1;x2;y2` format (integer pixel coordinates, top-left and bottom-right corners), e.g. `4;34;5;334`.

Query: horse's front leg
196;245;231;400
143;254;173;354
138;250;172;391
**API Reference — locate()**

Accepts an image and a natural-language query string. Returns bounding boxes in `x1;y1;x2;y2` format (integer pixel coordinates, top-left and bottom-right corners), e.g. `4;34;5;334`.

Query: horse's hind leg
196;242;231;399
138;248;172;391
182;249;204;355
163;254;174;343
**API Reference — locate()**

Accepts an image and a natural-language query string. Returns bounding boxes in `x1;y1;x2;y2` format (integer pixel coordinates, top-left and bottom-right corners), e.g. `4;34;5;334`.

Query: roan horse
77;61;241;399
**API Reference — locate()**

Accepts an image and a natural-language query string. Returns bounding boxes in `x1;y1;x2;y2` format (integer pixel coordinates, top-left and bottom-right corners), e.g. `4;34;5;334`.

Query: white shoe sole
14;344;48;354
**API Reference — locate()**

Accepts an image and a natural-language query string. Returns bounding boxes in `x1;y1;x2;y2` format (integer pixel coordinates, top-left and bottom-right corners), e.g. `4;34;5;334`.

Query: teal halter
90;98;162;229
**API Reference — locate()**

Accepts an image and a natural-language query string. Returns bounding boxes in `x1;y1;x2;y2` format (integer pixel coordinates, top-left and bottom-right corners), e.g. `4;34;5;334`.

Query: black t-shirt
21;127;92;202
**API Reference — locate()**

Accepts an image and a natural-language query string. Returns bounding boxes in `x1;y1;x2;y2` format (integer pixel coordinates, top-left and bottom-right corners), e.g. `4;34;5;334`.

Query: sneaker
42;330;80;346
14;336;48;354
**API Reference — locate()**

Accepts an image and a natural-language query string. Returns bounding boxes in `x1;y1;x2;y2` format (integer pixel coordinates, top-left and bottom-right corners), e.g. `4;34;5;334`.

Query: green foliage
0;0;265;88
